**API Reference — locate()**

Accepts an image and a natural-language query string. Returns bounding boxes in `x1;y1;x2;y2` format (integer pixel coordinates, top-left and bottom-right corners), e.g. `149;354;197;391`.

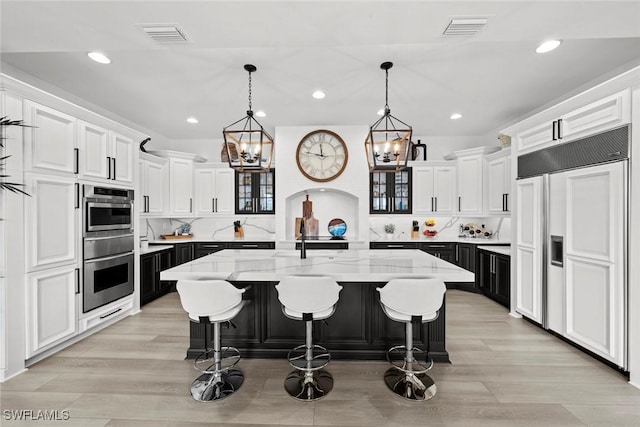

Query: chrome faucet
299;219;307;259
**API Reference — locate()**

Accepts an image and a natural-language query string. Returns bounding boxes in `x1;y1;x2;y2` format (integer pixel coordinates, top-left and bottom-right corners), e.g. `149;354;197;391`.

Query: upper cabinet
169;157;195;217
485;148;511;215
23;100;77;176
413;164;456;215
235;169;275;214
456;153;484;215
194;164;234;216
516;89;631;155
78;123;134;185
370;168;412;214
139;153;167;216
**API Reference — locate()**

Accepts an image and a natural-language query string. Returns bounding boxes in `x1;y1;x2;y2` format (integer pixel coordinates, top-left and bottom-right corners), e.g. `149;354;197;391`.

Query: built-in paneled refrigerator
515;125;628;369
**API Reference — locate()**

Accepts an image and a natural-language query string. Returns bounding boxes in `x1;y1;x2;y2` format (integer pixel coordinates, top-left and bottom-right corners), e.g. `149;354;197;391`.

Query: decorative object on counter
423;218;438;237
139;137;150;152
234;220;244;238
412;140;427;161
497;133;511;148
295;217;303;239
161;233;193;240
140;239;149;250
384;223;395;239
222;64;273;172
327;218;347;237
365;61;412;172
302;194;313;220
460;222;493;238
411;220;420;239
305;212;319;237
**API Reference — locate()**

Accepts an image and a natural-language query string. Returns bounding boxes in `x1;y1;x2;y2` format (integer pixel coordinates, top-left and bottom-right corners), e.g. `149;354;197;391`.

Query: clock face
296;130;348;182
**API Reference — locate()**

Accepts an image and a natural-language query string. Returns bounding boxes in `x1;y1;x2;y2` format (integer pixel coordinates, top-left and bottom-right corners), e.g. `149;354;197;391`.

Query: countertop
140;245;173;255
477;246;512;256
371;236;511;245
160;249;475;283
147;237;276;244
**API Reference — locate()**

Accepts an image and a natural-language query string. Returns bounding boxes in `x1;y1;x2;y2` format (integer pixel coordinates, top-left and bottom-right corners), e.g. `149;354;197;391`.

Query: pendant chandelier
365;61;413;172
223;64;274;172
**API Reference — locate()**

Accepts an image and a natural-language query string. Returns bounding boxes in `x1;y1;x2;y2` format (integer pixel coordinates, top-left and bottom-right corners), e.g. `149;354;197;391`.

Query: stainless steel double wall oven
82;185;134;313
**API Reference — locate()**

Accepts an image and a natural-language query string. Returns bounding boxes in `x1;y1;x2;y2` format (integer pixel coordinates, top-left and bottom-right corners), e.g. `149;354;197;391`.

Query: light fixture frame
223;64;274;173
365;61;413;172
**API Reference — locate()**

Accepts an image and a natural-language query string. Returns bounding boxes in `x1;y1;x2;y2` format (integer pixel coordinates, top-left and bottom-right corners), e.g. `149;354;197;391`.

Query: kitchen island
161;249;474;362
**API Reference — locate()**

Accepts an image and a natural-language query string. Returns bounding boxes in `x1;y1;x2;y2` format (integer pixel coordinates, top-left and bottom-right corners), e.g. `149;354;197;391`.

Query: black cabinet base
186;281;449;364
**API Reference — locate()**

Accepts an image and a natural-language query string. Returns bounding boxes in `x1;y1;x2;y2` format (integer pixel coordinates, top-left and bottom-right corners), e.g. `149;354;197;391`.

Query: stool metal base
190;369;244;402
284;369;333;401
384;368;436;401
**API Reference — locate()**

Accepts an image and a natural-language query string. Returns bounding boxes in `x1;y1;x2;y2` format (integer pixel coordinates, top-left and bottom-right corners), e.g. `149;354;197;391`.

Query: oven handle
84;233;134;242
86;201;132;209
84;251;134;264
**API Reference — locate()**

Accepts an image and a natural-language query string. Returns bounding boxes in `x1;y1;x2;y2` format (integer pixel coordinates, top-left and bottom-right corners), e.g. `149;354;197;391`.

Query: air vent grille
140;25;189;44
443;18;488;36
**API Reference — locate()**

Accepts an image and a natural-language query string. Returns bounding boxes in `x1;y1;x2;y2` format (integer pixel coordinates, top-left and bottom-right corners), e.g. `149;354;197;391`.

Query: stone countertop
477;246;512;256
160;249;475;283
147;237;276;244
140;245;173;255
371;236;511;245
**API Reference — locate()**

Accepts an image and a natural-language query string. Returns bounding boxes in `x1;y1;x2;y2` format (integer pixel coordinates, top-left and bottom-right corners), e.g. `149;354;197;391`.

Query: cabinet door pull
458;196;462;211
505;193;509;212
100;308;122;320
112;158;117;180
212;198;215;213
455;245;459;262
430;197;434;212
189;198;193;213
552;120;557;141
434;197;438;212
557;118;563;139
75;267;80;294
107;156;112;179
73;148;79;174
215;198;218;212
146;195;150;213
75;183;80;209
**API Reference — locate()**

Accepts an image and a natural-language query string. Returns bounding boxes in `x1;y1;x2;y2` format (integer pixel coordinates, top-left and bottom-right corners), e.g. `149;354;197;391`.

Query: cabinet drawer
370;242;419;249
228;241;275;250
78;297;134;333
295;242;349;250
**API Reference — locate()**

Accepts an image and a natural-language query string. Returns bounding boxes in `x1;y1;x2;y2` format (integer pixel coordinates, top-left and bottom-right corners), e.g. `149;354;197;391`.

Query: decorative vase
386;233;394;240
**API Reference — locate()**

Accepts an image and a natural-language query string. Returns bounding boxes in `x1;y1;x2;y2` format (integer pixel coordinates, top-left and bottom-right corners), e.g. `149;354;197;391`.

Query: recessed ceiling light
87;51;111;64
536;40;562;54
255;110;266;118
186;117;198;124
377;109;384;116
450;113;463;120
312;90;326;99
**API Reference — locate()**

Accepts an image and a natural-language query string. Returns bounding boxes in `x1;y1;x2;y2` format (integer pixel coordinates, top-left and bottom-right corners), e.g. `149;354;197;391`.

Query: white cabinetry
485;148;511;215
413;164;456;215
516;89;631;154
24;174;79;272
515;176;543;324
169;157;195;216
23;100;77;176
139;153;167;216
456;151;486;215
25;264;79;358
78;121;134;185
194;164;234;215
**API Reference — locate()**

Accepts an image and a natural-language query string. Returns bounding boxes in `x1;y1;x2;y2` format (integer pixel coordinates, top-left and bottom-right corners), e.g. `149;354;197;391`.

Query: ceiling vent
140;25;189;44
442;18;488;36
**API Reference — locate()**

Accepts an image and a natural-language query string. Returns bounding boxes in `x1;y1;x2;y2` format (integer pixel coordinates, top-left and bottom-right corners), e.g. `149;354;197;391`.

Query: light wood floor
2;290;639;426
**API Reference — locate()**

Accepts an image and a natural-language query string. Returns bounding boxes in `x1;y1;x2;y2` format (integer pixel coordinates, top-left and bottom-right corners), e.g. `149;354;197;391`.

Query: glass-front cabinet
235;169;275;214
370;168;412;214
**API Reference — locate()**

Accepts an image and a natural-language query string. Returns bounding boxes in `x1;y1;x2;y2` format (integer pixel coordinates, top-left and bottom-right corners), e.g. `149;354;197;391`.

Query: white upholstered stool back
377;278;446;322
177;279;247;323
276;275;342;320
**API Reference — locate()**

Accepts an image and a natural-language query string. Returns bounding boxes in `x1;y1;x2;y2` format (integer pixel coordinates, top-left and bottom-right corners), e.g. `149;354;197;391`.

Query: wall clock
296;129;348;182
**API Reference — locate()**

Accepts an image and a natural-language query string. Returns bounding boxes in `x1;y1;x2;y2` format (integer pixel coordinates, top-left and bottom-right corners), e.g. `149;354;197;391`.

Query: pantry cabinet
413;165;456;215
25;264;79;358
139;153;167;216
194;165;234;215
23;100;77;176
516;89;631;154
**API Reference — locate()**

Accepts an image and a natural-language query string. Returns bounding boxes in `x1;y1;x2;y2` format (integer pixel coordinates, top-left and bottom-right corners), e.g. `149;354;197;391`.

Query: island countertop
160;249;474;283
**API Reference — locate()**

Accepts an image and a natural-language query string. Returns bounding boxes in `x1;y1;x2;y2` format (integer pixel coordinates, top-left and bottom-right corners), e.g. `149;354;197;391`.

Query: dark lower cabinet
478;249;510;308
194;242;226;258
456;243;475;272
420;243;455;263
140;248;172;306
369;241;419;250
174;243;195;265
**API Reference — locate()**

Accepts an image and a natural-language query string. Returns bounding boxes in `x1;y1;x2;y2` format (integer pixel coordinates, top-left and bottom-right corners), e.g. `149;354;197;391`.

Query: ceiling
2;1;640;142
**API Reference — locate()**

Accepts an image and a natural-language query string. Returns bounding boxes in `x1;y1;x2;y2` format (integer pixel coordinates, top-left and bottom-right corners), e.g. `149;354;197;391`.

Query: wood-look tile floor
2;290;639;426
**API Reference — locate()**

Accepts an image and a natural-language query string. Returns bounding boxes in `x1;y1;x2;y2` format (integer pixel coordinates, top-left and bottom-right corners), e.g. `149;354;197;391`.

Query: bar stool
176;279;250;402
275;275;342;401
377;278;446;401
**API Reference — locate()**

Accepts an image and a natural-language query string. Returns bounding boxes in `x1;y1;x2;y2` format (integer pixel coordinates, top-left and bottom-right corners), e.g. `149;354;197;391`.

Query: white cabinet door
516;120;553;154
457;155;483;215
78;121;109;180
486;156;510;214
24;174;79;272
433;166;456;214
194;167;234;215
413;168;435;213
169;157;194;216
515;176;543;324
145;160;166;215
25;265;79;358
24;100;77;175
111;131;134;184
560;89;631;142
562;162;626;366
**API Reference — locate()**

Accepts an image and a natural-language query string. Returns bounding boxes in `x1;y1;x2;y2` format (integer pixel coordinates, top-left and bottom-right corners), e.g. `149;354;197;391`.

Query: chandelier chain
247;69;253;111
385;68;389;110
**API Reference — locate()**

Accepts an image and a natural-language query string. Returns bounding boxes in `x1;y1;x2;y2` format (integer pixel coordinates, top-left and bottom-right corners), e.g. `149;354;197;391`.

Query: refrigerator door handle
550;235;564;267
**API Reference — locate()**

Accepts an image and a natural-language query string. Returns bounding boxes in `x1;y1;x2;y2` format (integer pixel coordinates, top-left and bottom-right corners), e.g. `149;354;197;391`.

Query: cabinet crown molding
146;150;207;163
444;146;501;160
